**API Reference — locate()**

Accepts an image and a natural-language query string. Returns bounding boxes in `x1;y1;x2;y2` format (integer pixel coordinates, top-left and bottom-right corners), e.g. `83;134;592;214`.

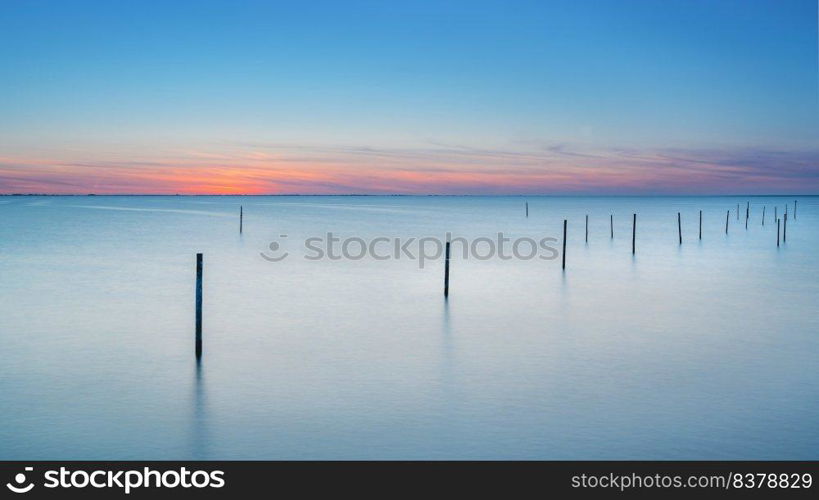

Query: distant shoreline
0;193;816;198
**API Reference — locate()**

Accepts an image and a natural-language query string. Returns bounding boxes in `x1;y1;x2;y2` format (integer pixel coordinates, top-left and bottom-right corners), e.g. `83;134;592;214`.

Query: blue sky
0;0;817;193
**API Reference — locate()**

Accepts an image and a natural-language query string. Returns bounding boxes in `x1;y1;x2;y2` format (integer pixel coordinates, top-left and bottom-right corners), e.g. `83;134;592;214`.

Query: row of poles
193;200;798;359
558;200;797;271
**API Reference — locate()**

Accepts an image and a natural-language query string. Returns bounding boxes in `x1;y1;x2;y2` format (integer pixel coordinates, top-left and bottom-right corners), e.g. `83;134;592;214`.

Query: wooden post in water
195;253;203;360
737;203;739;220
610;214;613;239
775;206;777;221
444;240;450;298
699;210;702;240
783;213;787;242
562;219;567;269
794;200;797;219
762;206;765;226
585;215;588;243
725;210;729;234
677;212;682;245
745;202;749;229
777;219;780;247
525;202;528;218
239;205;243;234
631;214;636;254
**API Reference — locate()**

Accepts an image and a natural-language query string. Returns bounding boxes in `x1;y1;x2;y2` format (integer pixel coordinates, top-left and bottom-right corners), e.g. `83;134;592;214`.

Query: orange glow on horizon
1;144;817;195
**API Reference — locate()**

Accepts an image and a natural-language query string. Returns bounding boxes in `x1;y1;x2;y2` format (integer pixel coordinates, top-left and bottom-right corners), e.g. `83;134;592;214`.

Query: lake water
0;195;816;459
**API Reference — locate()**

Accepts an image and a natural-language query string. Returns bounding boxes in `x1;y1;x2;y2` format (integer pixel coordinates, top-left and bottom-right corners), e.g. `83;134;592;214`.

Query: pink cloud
1;143;817;194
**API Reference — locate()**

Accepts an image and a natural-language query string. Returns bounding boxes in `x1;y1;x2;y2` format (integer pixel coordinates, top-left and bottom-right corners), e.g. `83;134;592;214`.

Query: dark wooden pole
783;213;787;242
737;203;739;220
677;212;682;244
794;200;797;219
444;240;450;298
610;214;613;239
562;219;567;269
777;219;780;247
240;205;243;234
525;202;528;218
745;201;749;229
698;210;702;240
725;210;729;234
195;253;203;360
775;206;777;221
585;215;588;243
762;206;765;226
631;214;636;254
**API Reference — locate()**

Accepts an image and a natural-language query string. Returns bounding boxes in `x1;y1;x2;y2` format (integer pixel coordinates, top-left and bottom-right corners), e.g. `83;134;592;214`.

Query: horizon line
1;193;816;198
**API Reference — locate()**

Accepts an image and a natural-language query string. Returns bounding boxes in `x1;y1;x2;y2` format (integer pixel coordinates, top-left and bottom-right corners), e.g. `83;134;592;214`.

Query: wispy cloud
1;143;817;195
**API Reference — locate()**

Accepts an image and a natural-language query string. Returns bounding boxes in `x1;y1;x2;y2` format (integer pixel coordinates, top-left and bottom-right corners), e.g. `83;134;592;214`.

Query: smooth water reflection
0;195;817;459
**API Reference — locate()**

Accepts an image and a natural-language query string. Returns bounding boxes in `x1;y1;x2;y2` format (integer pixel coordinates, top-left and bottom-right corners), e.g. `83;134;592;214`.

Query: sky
0;0;817;194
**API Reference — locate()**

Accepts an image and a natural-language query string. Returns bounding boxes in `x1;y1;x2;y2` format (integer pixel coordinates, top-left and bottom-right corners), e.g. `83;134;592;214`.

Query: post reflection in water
191;361;209;459
439;300;455;390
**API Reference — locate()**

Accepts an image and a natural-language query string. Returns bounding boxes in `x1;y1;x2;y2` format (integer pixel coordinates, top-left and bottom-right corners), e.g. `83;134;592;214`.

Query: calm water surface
0;195;817;459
